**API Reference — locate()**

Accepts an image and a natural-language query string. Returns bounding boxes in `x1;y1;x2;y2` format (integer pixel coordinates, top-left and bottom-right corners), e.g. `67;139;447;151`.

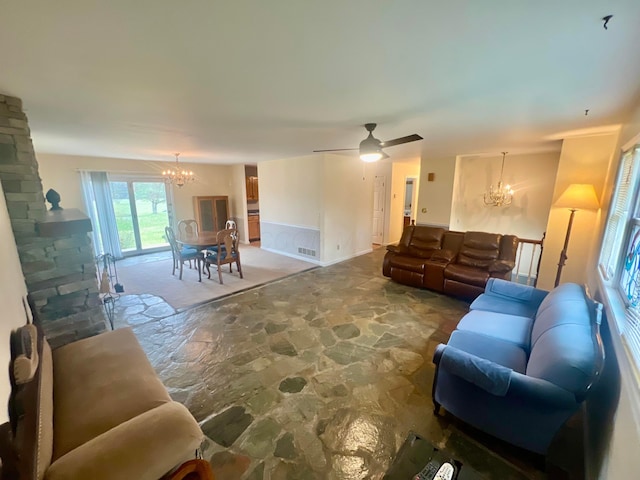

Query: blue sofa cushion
531;283;591;347
456;310;533;350
526;323;597;394
447;330;527;373
470;278;548;318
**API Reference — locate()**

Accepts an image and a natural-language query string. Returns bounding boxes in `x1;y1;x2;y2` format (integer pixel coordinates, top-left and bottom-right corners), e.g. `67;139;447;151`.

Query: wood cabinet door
194;196;229;233
246;176;259;201
248;216;260;240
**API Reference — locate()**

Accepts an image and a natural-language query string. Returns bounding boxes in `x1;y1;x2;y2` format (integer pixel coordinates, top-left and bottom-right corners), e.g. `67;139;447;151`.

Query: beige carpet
117;246;316;309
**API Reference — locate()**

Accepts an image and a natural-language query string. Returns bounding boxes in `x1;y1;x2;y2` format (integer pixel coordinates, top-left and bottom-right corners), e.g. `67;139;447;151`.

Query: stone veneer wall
0;94;105;345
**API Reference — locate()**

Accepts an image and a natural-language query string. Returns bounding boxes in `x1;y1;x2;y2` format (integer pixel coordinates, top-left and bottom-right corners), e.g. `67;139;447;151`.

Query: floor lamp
554;184;600;287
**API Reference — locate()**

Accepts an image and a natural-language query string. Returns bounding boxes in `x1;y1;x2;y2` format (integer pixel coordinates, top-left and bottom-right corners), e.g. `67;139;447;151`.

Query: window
600;145;640;368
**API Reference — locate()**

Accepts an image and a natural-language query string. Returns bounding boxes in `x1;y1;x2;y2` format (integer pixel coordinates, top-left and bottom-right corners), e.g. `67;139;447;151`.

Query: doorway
109;177;172;255
403;177;418;227
372;175;385;244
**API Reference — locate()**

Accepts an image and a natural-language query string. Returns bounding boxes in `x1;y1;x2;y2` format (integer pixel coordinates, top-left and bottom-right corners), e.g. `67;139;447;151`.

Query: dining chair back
178;219;199;237
205;228;243;284
165;226;203;281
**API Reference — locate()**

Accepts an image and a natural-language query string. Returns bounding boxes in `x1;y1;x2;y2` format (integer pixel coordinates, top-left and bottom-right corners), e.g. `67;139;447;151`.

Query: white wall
258;153;376;264
536;133;618;290
321;154;373;264
229;164;248;243
258;154;322;229
450;151;559;240
592;105;640;480
259;154;322;260
36;153;237;226
416;156;456;227
0;181;30;422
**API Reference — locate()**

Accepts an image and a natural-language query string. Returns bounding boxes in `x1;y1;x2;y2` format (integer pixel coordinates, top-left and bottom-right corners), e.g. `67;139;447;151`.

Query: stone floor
111;248;576;479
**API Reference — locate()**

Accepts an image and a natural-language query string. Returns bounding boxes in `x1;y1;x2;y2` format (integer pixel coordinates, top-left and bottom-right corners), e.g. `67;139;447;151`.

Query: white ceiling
1;1;639;165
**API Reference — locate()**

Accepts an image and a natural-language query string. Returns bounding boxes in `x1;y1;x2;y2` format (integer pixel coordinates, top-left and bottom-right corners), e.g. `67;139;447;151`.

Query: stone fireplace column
0;94;106;346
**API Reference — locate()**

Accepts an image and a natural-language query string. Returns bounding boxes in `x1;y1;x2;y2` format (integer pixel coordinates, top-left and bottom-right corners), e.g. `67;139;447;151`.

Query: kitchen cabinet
248;215;260;241
193;196;229;234
246;176;259;201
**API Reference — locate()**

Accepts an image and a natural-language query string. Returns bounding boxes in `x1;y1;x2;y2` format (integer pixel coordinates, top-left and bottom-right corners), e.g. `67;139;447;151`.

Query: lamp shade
554;183;600;210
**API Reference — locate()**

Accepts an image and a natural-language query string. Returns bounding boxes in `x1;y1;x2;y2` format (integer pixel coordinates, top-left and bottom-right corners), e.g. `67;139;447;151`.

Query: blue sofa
432;279;605;454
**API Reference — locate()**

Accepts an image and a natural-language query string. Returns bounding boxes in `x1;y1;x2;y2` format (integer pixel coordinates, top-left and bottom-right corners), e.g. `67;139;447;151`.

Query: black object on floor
384;432;484;480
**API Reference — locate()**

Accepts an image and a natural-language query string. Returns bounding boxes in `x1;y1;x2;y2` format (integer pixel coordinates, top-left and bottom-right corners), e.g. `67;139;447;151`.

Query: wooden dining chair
204;228;243;284
178;219;199;237
165;226;203;281
178;220;200;268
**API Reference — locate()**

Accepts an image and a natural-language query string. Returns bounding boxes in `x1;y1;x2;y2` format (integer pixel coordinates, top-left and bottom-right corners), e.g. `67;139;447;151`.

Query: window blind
599;148;639;278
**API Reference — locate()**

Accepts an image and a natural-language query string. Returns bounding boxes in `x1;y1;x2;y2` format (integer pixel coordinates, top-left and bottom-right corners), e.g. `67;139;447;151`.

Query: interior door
110;178;171;254
372;175;385;244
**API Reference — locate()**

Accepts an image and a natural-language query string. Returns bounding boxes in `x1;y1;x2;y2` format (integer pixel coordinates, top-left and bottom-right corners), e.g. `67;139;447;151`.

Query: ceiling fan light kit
314;123;423;163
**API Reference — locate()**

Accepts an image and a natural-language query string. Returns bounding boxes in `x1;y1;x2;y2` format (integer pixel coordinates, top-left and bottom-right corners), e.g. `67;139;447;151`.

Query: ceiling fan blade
313;148;358;152
381;134;423;148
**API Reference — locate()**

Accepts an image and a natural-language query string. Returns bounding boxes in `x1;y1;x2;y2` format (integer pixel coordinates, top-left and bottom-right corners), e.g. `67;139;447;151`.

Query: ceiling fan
314;123;423;162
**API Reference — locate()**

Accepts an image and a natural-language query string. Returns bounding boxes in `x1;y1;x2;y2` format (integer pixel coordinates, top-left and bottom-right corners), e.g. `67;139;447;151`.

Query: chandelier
484;152;513;207
162;153;194;188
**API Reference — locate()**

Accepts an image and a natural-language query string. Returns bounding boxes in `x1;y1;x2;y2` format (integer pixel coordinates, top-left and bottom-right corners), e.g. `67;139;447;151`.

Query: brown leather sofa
383;226;519;300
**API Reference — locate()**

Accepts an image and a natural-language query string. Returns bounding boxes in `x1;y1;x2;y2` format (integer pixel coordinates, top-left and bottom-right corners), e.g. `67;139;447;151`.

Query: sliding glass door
109;178;171;254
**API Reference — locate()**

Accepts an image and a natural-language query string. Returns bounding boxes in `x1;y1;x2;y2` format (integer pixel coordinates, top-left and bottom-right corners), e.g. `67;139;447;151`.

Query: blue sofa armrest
484;278;548;304
434;344;512;396
434;345;579;408
508;371;579;408
470;279;548;318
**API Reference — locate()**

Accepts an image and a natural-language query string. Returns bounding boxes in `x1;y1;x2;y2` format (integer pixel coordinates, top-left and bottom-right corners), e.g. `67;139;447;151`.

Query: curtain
80;171;123;258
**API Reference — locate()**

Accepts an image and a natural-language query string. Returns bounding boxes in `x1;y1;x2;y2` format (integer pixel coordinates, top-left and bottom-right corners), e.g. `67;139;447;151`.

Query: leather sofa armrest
434;345;512;396
386;244;405;254
430;249;456;263
489;260;515;274
45;402;203;480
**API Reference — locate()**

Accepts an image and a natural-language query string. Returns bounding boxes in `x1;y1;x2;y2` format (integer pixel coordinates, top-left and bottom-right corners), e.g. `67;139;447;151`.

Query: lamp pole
554;208;577;287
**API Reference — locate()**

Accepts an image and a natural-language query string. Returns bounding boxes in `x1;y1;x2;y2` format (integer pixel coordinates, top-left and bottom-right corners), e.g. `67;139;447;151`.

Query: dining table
175;231;219;250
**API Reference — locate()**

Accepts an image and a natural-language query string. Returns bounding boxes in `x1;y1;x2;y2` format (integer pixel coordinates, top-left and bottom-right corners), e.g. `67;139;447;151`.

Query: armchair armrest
385;244;405;253
46;402;203;480
434;345;512;396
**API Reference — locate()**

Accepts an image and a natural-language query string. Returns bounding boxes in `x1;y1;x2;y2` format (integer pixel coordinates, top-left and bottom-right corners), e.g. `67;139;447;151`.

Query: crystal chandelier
484;151;513;207
162;153;194;188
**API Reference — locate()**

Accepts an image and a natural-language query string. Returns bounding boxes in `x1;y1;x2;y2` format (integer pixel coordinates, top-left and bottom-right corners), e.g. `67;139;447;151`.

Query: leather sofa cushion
389;255;427;273
457;232;501;268
52;328;171;461
407;227;445;258
444;264;489;287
